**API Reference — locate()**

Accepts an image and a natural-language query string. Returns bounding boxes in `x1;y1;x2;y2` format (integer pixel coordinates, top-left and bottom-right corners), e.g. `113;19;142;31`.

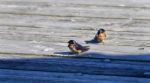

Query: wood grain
0;0;149;82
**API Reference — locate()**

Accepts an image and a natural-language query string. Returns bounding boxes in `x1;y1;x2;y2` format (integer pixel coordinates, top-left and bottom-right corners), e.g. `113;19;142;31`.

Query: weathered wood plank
0;38;150;57
0;58;149;77
1;13;150;28
0;14;149;54
1;0;150;8
0;0;149;56
0;0;150;20
0;4;149;20
0;0;149;82
0;0;149;57
0;69;149;83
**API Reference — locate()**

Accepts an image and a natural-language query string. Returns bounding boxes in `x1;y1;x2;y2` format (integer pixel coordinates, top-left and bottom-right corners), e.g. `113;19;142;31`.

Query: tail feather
81;46;90;52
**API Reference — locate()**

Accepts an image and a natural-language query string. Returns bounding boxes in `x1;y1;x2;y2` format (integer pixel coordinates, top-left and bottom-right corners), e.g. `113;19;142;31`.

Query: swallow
68;40;89;54
94;29;106;43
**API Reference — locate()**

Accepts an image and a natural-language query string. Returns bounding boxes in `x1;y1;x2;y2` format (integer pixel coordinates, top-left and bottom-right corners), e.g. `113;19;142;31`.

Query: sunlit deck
0;0;150;82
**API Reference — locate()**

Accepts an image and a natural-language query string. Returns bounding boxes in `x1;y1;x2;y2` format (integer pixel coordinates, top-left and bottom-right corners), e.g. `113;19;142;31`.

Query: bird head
68;40;76;44
97;29;105;35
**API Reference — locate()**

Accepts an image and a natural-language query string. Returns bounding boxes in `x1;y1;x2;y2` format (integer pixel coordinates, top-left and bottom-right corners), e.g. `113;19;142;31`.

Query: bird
94;29;106;43
68;40;89;54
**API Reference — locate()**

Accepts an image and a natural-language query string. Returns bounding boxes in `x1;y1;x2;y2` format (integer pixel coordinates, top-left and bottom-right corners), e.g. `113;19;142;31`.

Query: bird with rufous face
68;40;89;54
94;29;106;43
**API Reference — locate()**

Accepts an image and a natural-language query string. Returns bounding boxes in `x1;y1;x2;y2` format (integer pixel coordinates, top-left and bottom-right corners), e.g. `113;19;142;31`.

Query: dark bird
94;29;106;43
68;40;89;54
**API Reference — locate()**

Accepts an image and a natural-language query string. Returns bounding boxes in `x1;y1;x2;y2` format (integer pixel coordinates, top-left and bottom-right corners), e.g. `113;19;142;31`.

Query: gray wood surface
0;0;150;56
0;0;150;82
0;58;149;83
0;58;150;77
0;69;149;83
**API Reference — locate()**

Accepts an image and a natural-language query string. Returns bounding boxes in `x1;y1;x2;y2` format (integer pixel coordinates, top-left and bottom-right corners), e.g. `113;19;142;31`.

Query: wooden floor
0;0;150;82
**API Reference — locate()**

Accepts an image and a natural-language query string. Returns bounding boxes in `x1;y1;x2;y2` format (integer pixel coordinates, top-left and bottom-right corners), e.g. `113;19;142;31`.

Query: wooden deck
0;0;150;82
